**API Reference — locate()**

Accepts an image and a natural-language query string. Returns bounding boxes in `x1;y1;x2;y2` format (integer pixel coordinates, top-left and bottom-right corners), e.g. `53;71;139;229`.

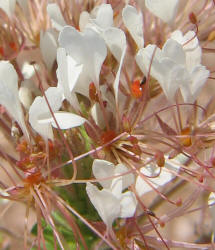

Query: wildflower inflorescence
0;0;215;249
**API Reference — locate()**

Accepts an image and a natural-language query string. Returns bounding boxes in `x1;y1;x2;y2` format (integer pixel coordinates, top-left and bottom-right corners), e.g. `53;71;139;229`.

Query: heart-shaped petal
86;183;120;229
29;87;63;140
47;3;66;31
40;29;58;70
145;0;179;23
119;191;137;218
59;26;107;86
56;47;82;108
122;5;144;49
0;61;29;139
92;159;115;188
91;4;113;30
162;39;185;65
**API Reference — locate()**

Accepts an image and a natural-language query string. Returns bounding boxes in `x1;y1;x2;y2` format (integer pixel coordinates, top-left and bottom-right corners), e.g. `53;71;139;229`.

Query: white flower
29;87;86;140
136;35;209;102
79;4;127;102
135;155;184;197
122;5;144;49
59;26;107;97
145;0;179;24
0;61;29;139
40;29;58;71
86;159;137;229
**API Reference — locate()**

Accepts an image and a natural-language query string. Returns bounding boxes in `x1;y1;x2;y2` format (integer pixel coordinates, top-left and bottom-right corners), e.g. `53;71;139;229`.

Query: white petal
79;11;90;31
19;85;33;110
92;159;115;188
145;0;179;23
189;65;209;101
103;27;126;63
162;39;185;65
86;183;120;229
114;164;135;190
59;26;107;85
164;62;189;101
40;29;58;70
50;111;86;129
120;191;137;218
0;61;29;139
29;87;63;140
0;0;16;17
47;3;66;31
136;45;163;80
171;30;202;70
29;96;53;140
103;27;126;103
56;47;83;107
110;175;123;198
91;4;113;30
122;5;144;49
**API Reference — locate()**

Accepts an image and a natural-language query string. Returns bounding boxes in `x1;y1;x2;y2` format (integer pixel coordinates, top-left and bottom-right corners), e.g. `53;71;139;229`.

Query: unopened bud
198;175;204;183
176;198;182;207
159;220;165;228
155;151;165;167
189;12;197;24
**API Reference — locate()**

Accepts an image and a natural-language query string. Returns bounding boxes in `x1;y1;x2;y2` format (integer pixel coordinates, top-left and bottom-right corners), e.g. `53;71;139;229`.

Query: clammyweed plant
0;0;215;249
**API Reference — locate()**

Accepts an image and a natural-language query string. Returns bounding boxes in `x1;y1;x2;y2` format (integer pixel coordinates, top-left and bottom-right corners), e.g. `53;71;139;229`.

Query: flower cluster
0;0;215;249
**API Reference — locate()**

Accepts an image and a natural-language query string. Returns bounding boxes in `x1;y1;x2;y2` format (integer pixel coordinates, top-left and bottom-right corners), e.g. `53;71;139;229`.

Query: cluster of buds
0;0;215;249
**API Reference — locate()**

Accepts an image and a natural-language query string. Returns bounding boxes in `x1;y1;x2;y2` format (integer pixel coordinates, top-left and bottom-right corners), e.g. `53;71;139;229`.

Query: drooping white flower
86;159;137;229
0;61;29;139
80;4;127;103
135;155;184;197
59;26;107;97
145;0;179;24
136;35;209;102
29;87;86;140
56;47;83;109
122;5;144;49
40;29;58;71
47;3;67;32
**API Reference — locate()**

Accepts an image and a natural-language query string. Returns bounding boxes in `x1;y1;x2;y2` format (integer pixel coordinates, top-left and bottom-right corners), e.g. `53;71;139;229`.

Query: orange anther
9;42;17;51
180;127;192;147
131;80;144;98
89;82;99;102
